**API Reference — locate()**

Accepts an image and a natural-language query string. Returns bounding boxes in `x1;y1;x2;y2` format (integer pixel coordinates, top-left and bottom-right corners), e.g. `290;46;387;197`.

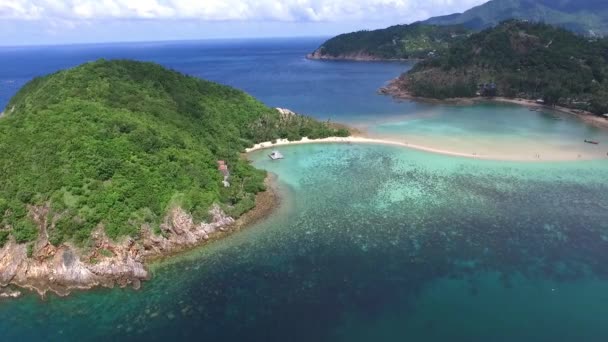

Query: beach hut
269;151;284;160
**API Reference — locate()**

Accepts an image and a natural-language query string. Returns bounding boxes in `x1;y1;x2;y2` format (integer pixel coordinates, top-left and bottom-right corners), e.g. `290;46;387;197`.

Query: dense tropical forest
396;21;608;114
310;0;608;62
0;60;348;248
422;0;608;36
309;24;471;60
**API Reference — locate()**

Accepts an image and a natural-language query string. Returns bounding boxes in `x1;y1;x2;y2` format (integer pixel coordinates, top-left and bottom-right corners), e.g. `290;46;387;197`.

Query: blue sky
0;0;487;46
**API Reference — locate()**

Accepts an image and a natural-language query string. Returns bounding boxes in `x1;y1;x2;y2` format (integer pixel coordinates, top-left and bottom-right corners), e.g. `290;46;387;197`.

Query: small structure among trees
477;83;497;97
217;161;230;187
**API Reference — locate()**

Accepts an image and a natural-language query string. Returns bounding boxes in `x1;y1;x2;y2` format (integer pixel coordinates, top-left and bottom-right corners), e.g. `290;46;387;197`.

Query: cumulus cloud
0;0;487;22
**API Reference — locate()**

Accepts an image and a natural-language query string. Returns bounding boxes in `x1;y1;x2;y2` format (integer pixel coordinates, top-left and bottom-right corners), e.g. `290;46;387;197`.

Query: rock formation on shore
0;60;345;299
0;205;234;297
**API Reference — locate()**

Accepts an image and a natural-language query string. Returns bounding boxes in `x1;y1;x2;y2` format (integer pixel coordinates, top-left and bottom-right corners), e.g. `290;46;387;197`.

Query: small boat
269;151;284;160
584;139;599;145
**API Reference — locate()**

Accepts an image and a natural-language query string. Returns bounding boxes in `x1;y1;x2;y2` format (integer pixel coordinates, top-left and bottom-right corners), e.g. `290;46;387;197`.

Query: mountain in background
421;0;608;36
309;0;608;62
307;24;471;61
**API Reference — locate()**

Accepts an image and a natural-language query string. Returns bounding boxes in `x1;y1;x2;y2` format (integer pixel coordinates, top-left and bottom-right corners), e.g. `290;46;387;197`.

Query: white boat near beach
269;151;284;160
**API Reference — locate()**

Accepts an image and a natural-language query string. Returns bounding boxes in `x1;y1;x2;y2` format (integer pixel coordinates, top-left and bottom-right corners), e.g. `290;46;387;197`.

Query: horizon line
0;34;332;49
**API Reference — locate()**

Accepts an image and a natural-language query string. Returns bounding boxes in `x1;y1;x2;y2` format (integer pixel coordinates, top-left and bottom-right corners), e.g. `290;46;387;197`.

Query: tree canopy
400;21;608;114
311;24;471;60
0;60;348;247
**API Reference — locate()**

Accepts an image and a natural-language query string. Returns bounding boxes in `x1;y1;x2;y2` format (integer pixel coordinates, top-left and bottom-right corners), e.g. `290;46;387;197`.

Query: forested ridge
422;0;608;36
310;24;471;60
398;21;608;114
0;60;348;248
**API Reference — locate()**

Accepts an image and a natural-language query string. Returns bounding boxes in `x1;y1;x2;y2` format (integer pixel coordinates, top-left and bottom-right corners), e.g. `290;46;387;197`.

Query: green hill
0;60;347;247
309;1;608;61
392;21;608;114
422;0;608;36
308;24;471;61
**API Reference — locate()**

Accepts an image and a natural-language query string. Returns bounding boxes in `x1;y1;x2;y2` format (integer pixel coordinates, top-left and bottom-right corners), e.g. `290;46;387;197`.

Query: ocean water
0;38;411;120
363;103;608;160
3;39;605;160
2;144;608;341
1;39;608;341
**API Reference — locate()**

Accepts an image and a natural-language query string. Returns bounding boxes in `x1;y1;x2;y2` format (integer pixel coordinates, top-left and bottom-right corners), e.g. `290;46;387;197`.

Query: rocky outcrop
307;49;407;62
0;204;236;298
378;77;413;99
0;105;15;118
140;206;234;256
307;49;379;61
276;107;296;117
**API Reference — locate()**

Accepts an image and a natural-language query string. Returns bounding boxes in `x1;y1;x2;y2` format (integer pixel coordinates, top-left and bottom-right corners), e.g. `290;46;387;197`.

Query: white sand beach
245;136;507;160
246;135;608;161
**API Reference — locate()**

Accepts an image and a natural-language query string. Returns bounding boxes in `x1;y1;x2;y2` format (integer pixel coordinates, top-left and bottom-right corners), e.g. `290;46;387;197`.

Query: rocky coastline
306;49;411;62
0;176;279;300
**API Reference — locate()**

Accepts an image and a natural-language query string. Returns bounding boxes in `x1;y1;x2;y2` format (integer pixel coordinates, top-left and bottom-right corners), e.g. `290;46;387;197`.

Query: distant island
421;0;608;37
0;60;349;298
382;21;608;117
307;24;471;61
309;0;608;62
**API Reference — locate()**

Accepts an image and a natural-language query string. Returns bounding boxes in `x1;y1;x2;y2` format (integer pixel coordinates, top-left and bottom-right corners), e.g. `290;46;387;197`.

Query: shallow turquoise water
2;143;607;341
363;103;608;160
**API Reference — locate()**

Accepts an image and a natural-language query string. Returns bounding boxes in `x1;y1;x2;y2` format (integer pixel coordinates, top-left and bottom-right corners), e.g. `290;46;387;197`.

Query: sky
0;0;488;46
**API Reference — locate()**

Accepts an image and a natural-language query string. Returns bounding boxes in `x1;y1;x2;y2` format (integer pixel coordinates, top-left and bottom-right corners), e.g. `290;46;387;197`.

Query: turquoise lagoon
2;144;608;341
361;102;608;161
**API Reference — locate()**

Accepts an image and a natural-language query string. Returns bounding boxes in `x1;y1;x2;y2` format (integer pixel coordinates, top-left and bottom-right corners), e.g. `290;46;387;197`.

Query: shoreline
245;135;607;162
380;78;608;130
483;98;608;130
0;175;280;300
306;52;416;63
247;136;513;161
147;174;280;265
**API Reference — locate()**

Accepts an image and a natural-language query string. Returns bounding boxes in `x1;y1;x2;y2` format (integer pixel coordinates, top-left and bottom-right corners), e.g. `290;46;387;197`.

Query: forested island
307;24;471;61
309;0;608;62
384;21;608;115
0;60;348;297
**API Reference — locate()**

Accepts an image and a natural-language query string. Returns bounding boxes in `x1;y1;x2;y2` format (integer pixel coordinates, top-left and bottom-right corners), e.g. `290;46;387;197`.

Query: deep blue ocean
0;38;414;120
1;39;608;342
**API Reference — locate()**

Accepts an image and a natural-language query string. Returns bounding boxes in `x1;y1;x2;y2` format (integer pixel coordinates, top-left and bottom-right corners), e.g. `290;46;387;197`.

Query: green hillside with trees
309;24;471;60
0;60;348;247
396;21;608;114
422;0;608;36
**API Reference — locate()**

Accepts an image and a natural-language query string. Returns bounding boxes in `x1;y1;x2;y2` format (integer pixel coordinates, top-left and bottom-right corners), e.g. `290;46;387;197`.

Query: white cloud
0;0;487;23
